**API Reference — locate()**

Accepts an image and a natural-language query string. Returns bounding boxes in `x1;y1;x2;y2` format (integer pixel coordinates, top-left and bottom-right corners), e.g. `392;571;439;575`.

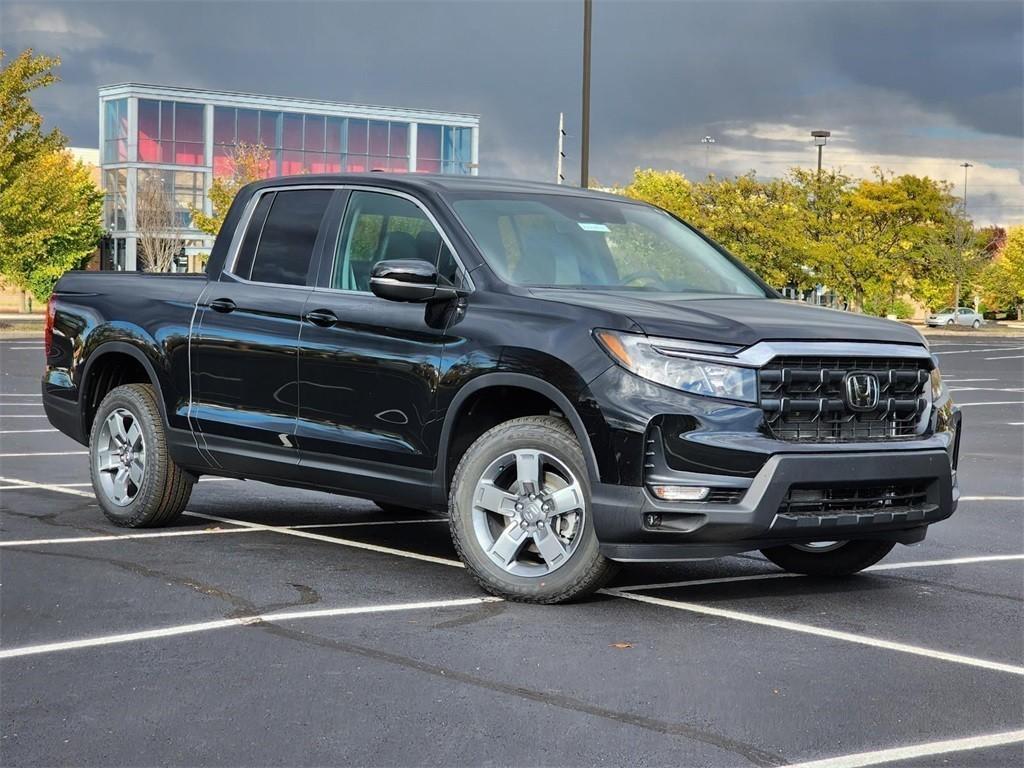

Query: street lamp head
960;162;973;169
811;129;831;146
701;135;716;144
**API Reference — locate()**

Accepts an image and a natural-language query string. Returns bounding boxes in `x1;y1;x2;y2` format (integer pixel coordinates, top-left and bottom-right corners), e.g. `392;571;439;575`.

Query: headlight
594;329;758;402
930;366;945;400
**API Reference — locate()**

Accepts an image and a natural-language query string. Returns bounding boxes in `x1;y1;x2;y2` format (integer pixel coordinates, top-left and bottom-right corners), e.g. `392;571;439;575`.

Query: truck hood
528;290;926;347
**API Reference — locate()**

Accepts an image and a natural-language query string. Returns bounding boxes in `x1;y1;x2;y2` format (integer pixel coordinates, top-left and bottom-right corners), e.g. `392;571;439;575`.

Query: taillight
44;296;55;356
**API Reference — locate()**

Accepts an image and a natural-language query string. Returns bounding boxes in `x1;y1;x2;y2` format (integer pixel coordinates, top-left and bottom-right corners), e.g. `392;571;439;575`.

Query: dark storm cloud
2;0;1021;220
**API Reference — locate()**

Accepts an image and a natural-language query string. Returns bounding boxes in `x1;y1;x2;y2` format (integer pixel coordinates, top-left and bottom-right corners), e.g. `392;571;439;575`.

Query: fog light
650;485;710;501
644;513;662;528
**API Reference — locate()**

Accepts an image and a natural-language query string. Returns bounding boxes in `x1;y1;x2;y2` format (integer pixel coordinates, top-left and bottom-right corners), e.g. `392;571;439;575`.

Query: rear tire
89;383;194;528
760;540;895;576
448;415;615;603
972;319;981;329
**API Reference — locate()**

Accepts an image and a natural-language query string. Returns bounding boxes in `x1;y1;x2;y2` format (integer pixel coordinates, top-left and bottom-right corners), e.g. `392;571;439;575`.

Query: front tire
760;540;895;576
89;383;194;528
972;319;981;329
448;416;615;603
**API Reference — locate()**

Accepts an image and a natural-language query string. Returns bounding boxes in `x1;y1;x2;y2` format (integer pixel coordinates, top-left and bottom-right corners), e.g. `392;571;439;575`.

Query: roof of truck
244;173;625;201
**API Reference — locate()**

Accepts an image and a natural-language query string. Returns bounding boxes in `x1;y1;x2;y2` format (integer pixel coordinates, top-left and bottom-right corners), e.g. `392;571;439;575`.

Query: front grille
760;356;930;442
778;482;930;518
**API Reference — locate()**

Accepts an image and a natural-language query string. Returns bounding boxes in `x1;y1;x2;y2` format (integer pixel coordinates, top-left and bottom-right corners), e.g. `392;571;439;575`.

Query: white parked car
926;307;984;328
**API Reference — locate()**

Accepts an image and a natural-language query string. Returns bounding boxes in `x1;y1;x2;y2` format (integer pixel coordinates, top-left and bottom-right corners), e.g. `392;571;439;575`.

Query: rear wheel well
83;352;153;435
445;386;567;490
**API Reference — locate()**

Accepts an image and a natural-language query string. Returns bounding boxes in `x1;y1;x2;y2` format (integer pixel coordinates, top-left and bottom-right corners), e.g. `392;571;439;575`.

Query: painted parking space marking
959;495;1024;501
0;518;446;547
784;728;1024;768
933;345;1024;355
617;554;1024;592
603;589;1024;676
0;477;93;496
0;596;502;660
184;510;464;568
0;429;58;434
986;354;1024;360
0;414;52;418
0;451;87;458
954;400;1024;408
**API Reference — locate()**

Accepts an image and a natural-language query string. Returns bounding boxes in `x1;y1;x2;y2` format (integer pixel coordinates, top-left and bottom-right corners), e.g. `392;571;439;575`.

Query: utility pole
580;0;592;189
960;162;973;213
556;112;566;184
811;130;830;175
700;135;716;176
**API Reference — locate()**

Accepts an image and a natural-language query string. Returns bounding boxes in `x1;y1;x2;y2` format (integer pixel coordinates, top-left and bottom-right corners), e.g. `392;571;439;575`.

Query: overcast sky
3;0;1022;224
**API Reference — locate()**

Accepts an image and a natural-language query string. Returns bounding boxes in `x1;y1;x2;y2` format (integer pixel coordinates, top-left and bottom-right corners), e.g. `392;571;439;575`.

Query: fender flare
437;372;601;486
80;341;168;432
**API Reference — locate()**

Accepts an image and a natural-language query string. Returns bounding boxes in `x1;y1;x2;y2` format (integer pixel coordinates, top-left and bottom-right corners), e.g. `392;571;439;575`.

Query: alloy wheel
95;407;146;506
470;448;585;577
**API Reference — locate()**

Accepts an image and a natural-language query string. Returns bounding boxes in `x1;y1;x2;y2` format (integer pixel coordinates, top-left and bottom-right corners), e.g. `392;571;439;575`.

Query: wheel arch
437;373;600;494
80;341;169;437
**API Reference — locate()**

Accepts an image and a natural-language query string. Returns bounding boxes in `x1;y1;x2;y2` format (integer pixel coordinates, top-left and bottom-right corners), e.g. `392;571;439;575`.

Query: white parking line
603;589;1024;676
0;394;42;397
941;378;998;382
0;414;51;418
0;528;259;547
0;518;447;547
986;354;1024;360
955;401;1024;408
934;345;1024;355
960;496;1024;501
0;596;502;660
0;477;92;496
617;554;1024;592
785;728;1024;768
0;451;87;458
948;387;1024;393
184;510;464;568
0;428;57;434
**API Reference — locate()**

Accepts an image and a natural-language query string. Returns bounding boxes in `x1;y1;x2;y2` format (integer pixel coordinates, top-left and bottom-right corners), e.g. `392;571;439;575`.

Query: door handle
209;297;236;313
303;309;338;327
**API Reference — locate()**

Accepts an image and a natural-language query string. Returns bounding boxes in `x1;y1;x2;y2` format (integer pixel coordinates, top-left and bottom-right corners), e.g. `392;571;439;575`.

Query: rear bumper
592;448;958;561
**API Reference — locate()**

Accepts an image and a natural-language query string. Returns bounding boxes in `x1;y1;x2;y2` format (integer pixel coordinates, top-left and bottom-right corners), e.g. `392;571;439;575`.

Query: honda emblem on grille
844;372;880;411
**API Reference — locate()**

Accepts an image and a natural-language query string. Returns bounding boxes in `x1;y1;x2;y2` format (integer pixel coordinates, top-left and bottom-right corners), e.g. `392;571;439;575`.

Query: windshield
450;193;770;296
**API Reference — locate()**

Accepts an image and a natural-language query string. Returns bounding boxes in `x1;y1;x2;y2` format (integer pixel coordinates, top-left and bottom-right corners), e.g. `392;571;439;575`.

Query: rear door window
238;189;333;285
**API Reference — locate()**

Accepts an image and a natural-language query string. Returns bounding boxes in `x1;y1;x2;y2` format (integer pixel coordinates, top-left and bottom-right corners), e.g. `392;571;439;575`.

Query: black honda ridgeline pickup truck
44;175;961;602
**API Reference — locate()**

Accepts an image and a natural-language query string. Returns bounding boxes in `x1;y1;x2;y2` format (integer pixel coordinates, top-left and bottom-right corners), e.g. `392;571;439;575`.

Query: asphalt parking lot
1;334;1022;767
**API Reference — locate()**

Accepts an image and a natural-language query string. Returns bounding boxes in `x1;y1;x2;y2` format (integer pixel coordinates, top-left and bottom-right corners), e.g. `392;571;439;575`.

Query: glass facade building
99;83;480;271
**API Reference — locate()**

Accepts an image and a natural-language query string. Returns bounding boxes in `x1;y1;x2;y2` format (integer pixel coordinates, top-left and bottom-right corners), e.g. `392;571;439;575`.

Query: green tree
0;149;103;299
979;226;1024;319
0;49;64;189
0;49;102;301
191;142;272;236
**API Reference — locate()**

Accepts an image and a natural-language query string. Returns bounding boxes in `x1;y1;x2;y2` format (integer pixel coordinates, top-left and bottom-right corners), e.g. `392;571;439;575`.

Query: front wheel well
445;386;567;491
83;352;153;435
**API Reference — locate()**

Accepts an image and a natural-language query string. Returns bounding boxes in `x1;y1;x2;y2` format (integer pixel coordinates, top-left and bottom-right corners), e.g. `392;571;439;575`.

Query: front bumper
592;448;959;561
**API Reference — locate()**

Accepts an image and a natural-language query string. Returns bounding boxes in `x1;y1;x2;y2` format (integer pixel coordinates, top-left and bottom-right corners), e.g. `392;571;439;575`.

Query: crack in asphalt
3;548;321;618
255;622;786;767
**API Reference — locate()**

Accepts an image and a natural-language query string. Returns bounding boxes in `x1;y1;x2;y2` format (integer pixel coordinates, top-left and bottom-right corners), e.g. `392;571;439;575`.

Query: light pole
700;135;716;176
556;112;566;185
580;0;592;189
960;162;973;214
811;130;831;175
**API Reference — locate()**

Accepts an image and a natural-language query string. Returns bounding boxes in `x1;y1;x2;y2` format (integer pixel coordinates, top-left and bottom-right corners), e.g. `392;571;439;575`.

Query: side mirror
370;259;465;303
